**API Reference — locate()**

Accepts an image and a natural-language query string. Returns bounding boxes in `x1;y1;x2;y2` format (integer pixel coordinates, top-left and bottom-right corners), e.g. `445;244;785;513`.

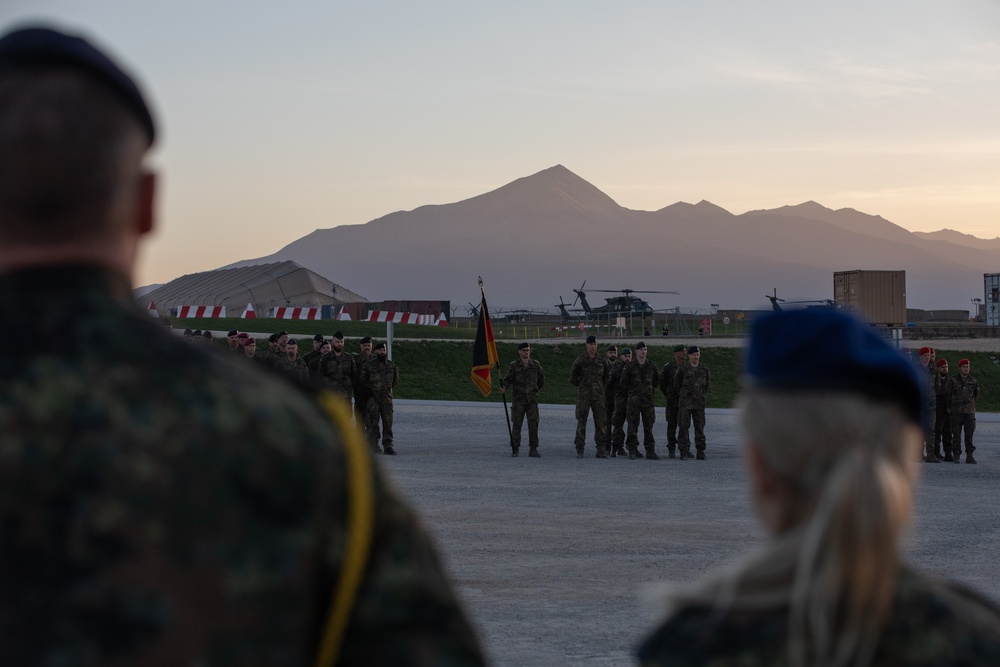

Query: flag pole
479;277;513;447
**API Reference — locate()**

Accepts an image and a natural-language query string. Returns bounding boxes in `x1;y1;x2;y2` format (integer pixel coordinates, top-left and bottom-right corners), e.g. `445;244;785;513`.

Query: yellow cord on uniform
314;391;375;667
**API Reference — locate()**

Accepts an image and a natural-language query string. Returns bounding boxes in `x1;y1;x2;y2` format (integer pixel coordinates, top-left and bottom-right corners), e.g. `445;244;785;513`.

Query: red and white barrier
242;303;256;319
336;306;352;321
147;301;159;317
271;307;320;320
436;311;448;327
367;311;445;326
177;305;226;318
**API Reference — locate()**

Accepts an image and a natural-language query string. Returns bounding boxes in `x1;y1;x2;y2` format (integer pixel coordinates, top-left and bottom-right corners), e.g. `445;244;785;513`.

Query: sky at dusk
2;1;999;287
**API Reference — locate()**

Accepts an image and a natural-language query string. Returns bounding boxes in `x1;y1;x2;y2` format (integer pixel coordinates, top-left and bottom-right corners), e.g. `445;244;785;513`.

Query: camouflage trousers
951;413;976;455
934;404;953;453
610;399;628;449
664;400;680;450
510;399;540;450
625;400;656;453
923;409;936;457
365;398;394;447
677;407;706;453
574;396;608;453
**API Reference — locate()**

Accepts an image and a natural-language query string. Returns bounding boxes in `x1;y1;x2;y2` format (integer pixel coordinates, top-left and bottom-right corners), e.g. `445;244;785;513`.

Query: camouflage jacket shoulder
660;360;682;398
320;350;357;396
569;353;608;397
608;359;629;401
674;362;711;408
0;264;484;666
948;373;980;414
638;566;1000;666
620;360;660;401
361;357;399;399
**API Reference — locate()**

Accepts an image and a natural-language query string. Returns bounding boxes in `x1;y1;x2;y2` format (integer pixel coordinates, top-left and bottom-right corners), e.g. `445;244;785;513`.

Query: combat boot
925;449;940;463
511;448;519;457
645;449;659;460
627;447;637;460
953;449;962;463
696;450;706;460
944;450;954;462
383;446;396;455
667;447;676;459
529;447;541;458
679;449;690;460
967;453;977;464
596;449;609;459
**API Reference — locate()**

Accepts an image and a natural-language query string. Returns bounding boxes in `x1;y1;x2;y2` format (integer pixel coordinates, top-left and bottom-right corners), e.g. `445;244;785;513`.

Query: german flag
471;293;499;396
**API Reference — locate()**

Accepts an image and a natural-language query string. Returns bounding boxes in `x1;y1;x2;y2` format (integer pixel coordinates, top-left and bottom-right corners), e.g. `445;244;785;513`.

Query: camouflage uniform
637;566;1000;666
620;359;660;457
674;362;711;458
569;353;610;456
607;359;630;455
353;350;374;427
361;356;400;450
502;357;545;453
279;353;310;384
947;372;980;461
320;350;357;401
0;265;484;666
659;360;683;454
934;368;953;459
302;347;322;383
922;362;939;461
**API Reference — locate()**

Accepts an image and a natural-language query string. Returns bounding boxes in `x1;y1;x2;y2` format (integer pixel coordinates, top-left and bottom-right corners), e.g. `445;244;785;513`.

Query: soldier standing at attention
620;341;660;460
0;25;484;665
934;358;953;461
659;344;687;459
917;346;940;462
674;345;711;460
501;342;545;458
301;332;325;369
361;341;400;455
354;335;374;428
948;358;980;464
281;338;309;383
608;347;633;457
320;330;356;402
569;335;610;458
603;344;618;432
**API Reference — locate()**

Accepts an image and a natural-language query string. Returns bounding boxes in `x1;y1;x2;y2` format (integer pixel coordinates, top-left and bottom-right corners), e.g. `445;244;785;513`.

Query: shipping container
985;273;1000;326
833;270;906;326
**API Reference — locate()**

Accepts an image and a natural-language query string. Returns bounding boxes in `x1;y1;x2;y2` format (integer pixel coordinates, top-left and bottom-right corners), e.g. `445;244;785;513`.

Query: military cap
620;348;632;355
373;341;386;351
201;330;212;339
687;346;700;354
286;338;297;347
360;336;372;344
936;359;948;367
919;346;933;356
586;335;597;344
672;344;686;353
745;309;924;426
227;329;239;337
183;328;193;337
958;358;970;367
332;331;344;340
312;333;325;342
193;329;202;336
0;26;156;146
635;341;646;350
606;344;617;352
268;333;279;343
518;342;530;350
277;330;288;337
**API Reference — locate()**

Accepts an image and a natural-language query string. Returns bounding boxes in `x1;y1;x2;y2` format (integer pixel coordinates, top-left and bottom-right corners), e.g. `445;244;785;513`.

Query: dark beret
687;346;700;354
332;331;344;340
313;333;325;342
672;344;686;353
586;335;597;344
201;330;212;339
0;26;156;146
518;342;530;350
373;342;386;351
360;336;372;344
620;348;632;355
268;333;279;343
606;344;617;352
227;330;239;337
635;341;646;350
745;309;923;426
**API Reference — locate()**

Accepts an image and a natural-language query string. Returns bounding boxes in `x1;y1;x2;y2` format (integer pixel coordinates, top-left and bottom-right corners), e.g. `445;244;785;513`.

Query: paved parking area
377;401;1000;666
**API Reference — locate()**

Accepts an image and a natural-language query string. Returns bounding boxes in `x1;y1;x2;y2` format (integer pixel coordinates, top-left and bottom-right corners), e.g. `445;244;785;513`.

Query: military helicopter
765;288;835;312
554;295;586;321
571;281;679;316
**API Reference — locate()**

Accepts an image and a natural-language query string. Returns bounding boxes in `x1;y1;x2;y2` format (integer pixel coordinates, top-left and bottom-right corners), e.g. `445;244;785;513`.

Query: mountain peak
459;165;624;216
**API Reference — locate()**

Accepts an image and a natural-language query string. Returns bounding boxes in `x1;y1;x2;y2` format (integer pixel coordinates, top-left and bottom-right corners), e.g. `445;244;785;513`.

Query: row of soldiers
916;346;980;463
222;329;400;454
502;336;711;460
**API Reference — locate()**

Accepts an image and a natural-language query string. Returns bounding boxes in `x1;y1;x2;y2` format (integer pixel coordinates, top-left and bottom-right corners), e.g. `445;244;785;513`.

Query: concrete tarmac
378;401;1000;666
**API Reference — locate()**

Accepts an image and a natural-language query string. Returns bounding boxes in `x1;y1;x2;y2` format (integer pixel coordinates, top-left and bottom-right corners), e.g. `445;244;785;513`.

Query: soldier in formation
354;335;374;427
501;342;545;457
607;347;632;457
0;25;483;665
620;341;660;460
320;330;356;401
603;344;618;430
933;358;954;461
659;344;686;459
947;358;980;464
674;345;710;460
360;341;400;454
280;338;308;383
569;335;610;458
917;346;941;462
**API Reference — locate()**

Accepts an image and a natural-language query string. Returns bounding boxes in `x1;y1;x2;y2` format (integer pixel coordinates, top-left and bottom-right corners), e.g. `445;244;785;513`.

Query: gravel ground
377;400;1000;667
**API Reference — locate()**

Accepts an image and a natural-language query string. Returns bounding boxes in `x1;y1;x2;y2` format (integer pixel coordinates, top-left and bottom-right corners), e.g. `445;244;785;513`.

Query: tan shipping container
833;270;906;326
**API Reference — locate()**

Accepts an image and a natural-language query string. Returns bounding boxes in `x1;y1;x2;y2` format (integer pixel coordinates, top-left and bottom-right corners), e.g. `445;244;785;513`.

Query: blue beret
745;309;924;425
0;26;156;146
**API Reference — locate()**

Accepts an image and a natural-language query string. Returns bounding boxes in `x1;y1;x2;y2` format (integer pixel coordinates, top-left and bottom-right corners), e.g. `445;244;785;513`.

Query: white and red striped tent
271;307;320;320
177;305;226;318
367;311;444;326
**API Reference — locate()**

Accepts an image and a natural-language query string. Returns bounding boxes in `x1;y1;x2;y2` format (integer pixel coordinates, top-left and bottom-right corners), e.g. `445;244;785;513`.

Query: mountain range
224;165;1000;312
